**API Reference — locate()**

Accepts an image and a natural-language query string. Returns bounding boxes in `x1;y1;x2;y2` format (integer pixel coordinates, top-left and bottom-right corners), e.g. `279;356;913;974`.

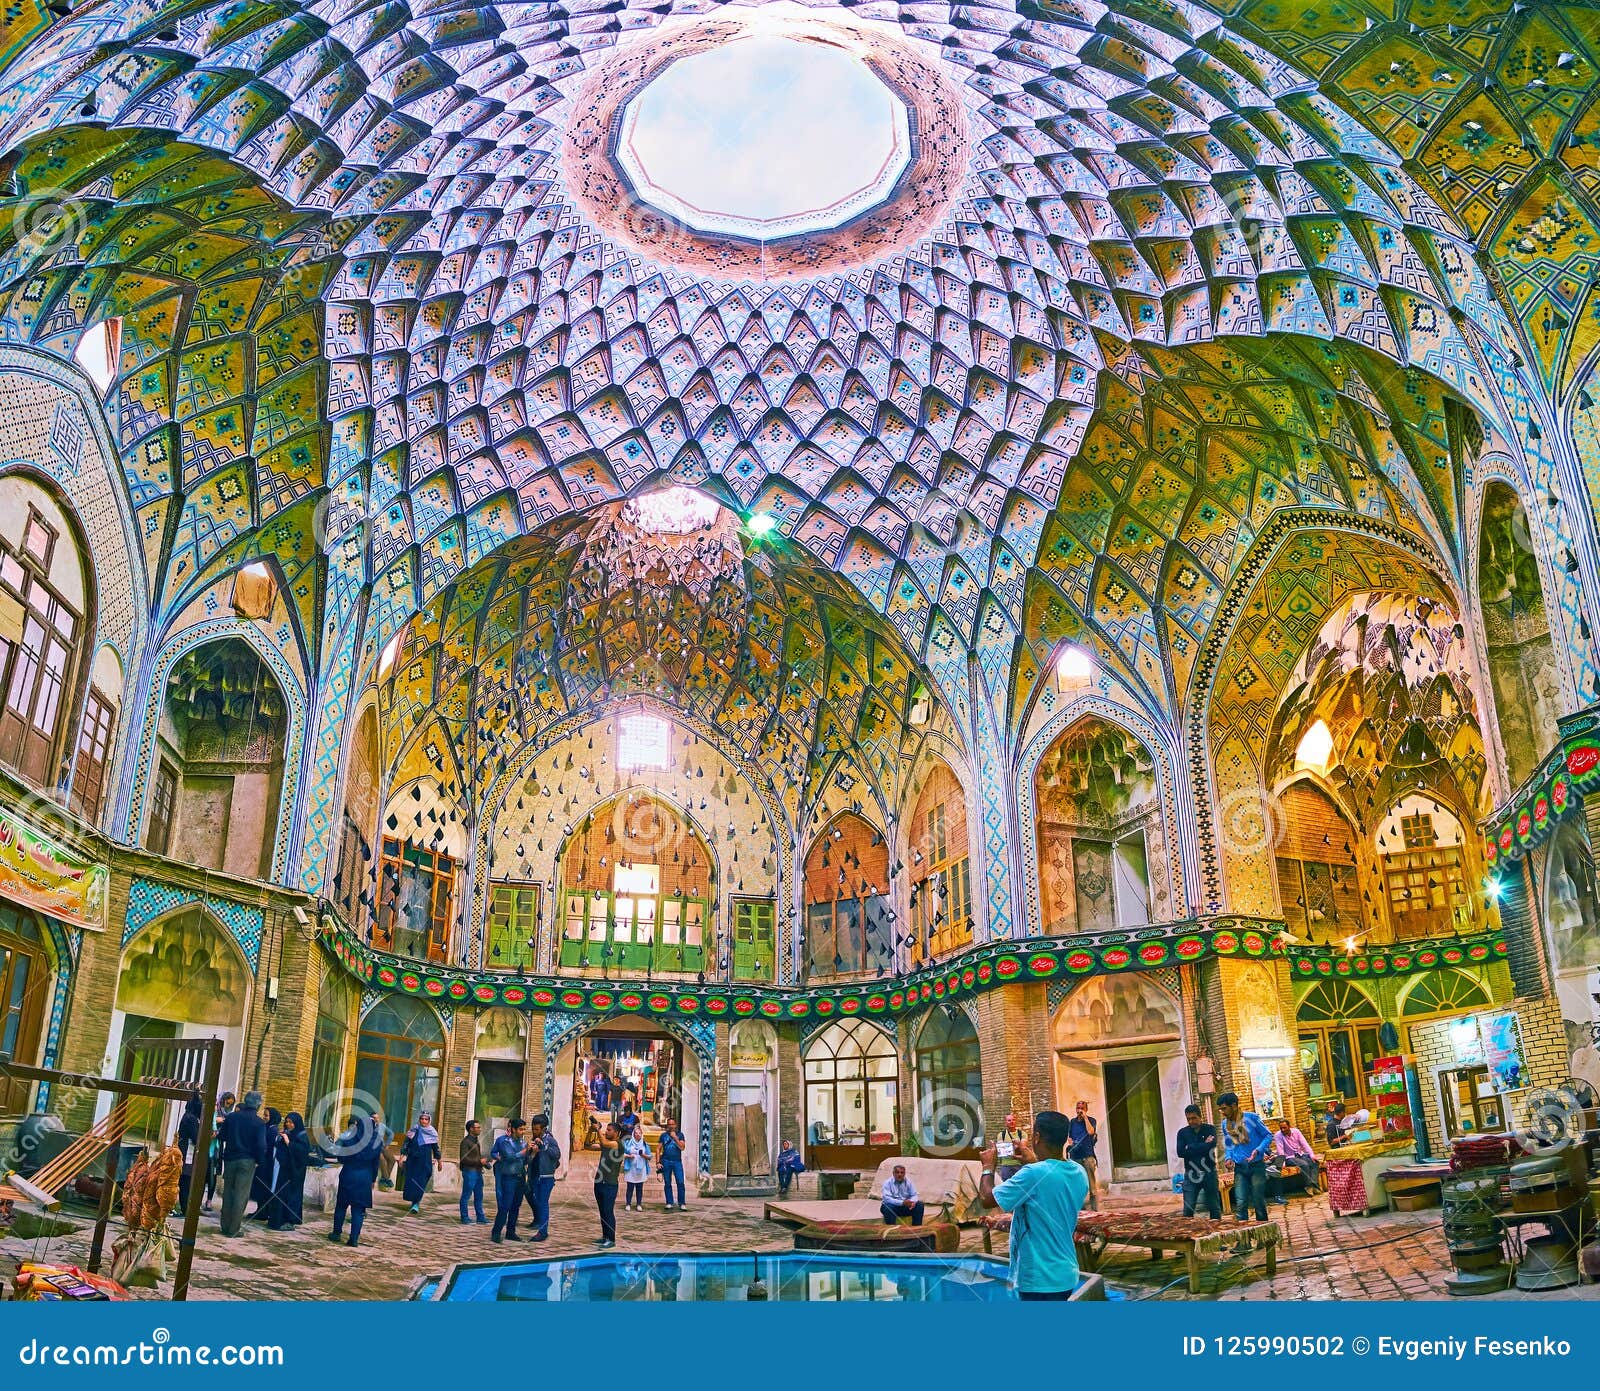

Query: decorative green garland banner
319;917;1507;1020
1482;709;1600;869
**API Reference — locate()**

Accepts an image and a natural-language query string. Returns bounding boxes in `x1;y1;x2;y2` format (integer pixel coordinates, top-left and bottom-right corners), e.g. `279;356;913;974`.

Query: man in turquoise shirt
979;1110;1090;1300
1217;1091;1273;1223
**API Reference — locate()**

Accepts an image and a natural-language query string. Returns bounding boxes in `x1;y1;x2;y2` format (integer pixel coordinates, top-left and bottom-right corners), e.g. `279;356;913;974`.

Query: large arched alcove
802;812;891;980
147;637;291;880
557;791;715;977
1478;481;1560;788
108;908;253;1132
1034;715;1164;935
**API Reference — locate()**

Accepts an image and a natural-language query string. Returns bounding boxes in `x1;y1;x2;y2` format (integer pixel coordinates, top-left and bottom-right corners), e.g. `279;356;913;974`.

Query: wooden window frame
377;836;456;963
485;879;543;972
147;759;178;855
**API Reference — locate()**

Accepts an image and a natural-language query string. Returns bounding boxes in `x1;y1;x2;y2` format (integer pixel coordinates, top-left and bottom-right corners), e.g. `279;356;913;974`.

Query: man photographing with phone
978;1110;1090;1301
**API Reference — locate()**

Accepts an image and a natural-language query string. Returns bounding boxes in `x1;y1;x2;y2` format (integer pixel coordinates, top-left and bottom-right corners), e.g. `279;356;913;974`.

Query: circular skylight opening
616;33;911;240
623;487;723;535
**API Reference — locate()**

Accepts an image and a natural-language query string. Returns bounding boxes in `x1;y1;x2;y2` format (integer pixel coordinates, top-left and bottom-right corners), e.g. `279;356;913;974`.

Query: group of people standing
1174;1096;1324;1223
186;1091;312;1238
473;1111;688;1248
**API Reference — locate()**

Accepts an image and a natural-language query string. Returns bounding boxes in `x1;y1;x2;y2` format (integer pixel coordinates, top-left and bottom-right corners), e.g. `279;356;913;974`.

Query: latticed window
486;880;541;971
377;837;456;962
911;764;972;963
70;688;116;821
1400;968;1490;1017
1275;781;1360;939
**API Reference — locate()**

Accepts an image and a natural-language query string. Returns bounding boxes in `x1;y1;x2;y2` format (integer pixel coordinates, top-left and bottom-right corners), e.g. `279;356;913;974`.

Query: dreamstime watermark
917;1084;984;1157
1214;786;1286;857
1509;1084;1588;1155
8;187;91;258
17;1331;283;1367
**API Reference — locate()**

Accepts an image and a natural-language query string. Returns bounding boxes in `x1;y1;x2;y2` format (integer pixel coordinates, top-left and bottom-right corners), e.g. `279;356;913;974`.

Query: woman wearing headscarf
329;1114;383;1248
401;1111;440;1214
267;1112;312;1230
175;1091;204;1215
249;1107;282;1219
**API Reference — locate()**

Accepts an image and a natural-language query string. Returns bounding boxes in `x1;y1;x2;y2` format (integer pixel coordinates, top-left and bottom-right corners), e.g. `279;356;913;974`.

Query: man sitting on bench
880;1165;924;1226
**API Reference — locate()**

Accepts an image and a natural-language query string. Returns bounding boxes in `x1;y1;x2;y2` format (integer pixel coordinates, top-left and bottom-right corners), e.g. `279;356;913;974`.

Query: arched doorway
546;1016;705;1183
557;793;713;977
912;1007;982;1157
1051;975;1185;1188
107;908;252;1136
0;903;54;1114
801;1018;899;1171
1295;979;1382;1115
353;996;445;1132
471;1008;527;1143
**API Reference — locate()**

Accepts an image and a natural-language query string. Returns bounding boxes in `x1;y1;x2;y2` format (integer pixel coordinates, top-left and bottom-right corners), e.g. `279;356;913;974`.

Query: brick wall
1407;995;1568;1152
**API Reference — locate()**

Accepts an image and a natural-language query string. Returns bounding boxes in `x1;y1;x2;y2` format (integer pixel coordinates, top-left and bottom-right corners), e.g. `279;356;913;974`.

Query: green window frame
559;888;708;975
732;897;775;982
486;880;542;971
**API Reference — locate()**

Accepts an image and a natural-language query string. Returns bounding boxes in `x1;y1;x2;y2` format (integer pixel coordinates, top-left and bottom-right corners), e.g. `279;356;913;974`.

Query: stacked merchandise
11;1263;127;1300
1442;1133;1520;1296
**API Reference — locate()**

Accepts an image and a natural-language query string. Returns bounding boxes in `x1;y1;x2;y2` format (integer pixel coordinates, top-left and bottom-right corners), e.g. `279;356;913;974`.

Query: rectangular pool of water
431;1251;1090;1302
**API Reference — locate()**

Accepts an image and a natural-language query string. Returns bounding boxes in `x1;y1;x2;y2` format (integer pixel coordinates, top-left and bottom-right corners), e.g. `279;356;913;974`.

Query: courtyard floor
4;1179;1596;1302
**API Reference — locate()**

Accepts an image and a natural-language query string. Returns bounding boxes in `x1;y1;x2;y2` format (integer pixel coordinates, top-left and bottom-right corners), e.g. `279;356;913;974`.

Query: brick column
969;982;1053;1126
52;871;131;1130
523;1011;547;1121
709;1019;730;1179
775;1023;802;1151
438;1008;477;1143
243;906;320;1114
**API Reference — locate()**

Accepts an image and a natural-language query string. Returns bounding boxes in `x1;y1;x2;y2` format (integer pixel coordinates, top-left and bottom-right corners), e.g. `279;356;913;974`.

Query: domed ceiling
378;494;961;833
0;0;1594;891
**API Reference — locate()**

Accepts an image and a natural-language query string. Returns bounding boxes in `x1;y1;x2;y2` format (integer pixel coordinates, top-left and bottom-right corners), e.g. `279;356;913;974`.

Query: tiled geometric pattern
123;875;266;972
1;0;1599;973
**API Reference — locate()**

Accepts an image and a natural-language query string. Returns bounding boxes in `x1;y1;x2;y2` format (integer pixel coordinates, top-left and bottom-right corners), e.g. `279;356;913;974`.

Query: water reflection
449;1253;1017;1302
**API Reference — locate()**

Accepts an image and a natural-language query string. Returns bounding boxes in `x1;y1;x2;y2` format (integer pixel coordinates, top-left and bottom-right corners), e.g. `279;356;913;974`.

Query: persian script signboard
0;801;108;930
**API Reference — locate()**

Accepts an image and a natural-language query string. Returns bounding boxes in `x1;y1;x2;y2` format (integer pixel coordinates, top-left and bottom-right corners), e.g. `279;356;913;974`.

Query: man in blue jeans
489;1117;527;1243
1218;1091;1273;1226
657;1114;688;1211
522;1112;561;1241
458;1120;487;1225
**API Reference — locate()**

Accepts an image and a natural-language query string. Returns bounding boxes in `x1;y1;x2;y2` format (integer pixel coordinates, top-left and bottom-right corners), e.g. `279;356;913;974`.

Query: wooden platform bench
983;1211;1283;1294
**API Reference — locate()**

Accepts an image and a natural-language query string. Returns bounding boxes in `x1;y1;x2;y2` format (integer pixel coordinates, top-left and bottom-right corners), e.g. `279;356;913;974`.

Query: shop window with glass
352;997;443;1131
486;880;541;971
0;906;48;1115
1295;979;1381;1113
557;795;712;976
803;1019;899;1165
910;764;973;962
0;506;83;789
306;975;354;1122
732;897;775;982
377;837;456;962
804;814;893;979
913;1008;982;1155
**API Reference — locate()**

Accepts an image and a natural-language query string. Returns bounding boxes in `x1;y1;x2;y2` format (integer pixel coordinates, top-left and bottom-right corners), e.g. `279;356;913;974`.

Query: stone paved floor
4;1181;1598;1302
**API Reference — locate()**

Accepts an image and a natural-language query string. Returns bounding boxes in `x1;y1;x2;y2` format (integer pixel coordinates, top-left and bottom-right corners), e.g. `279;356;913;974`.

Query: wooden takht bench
983;1210;1283;1294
